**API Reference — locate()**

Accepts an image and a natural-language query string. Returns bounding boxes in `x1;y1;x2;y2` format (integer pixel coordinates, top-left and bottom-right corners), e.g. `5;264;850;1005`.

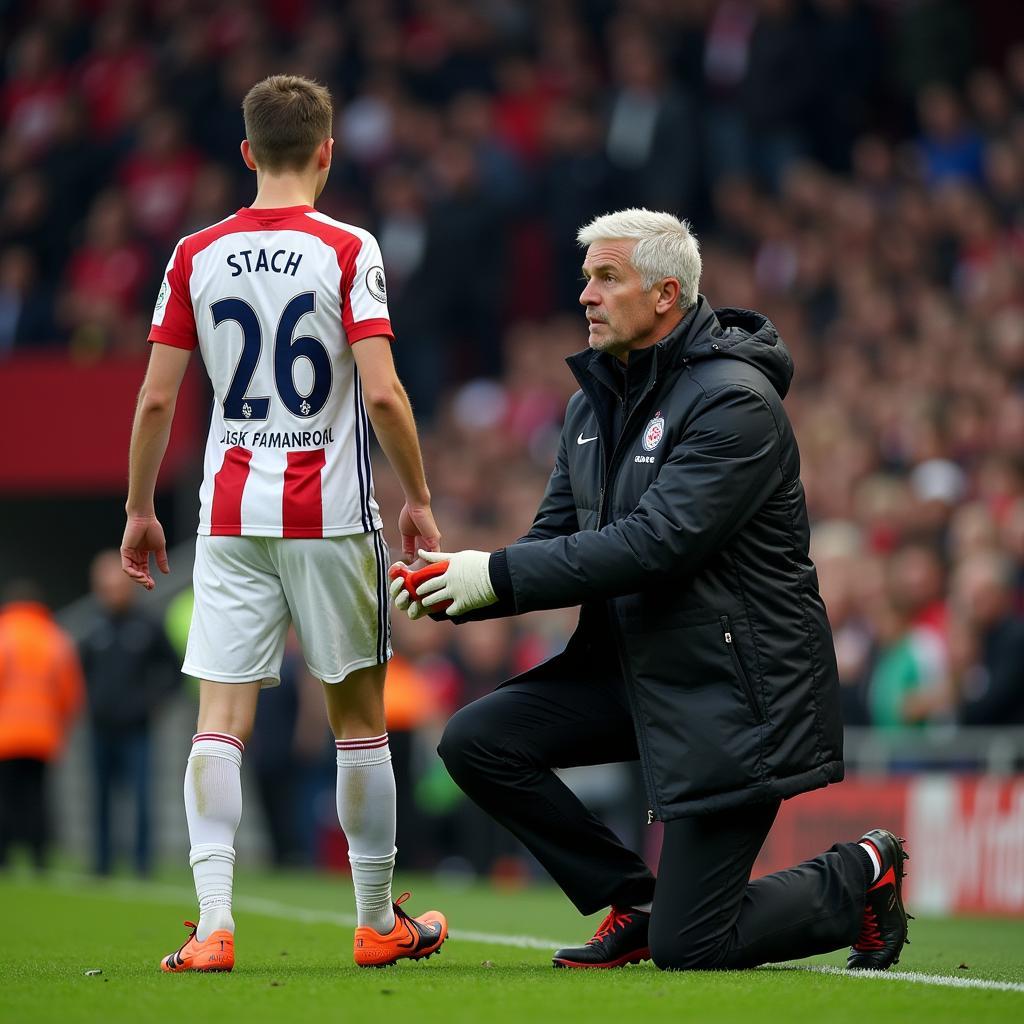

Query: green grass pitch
1;868;1021;1024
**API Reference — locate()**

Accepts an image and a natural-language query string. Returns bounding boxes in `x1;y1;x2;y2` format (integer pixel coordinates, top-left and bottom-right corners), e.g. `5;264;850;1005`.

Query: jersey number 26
212;291;331;420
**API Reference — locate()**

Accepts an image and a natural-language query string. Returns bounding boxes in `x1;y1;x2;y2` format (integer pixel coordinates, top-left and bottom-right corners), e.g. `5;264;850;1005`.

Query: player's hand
398;502;440;561
416;549;497;617
121;514;169;591
388;571;427;620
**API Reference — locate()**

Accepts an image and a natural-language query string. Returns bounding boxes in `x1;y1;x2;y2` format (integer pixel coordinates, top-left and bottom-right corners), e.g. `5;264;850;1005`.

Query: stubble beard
588;320;629;358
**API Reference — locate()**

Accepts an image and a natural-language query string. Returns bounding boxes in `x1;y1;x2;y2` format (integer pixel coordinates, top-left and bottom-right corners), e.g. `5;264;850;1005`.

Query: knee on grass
650;935;728;972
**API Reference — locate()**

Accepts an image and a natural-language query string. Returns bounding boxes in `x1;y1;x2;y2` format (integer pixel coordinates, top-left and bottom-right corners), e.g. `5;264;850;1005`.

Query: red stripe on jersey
210;446;252;535
282;448;327;537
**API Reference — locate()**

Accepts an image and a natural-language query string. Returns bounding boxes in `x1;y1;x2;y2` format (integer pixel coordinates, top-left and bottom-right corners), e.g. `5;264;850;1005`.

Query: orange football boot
353;892;448;967
161;920;235;973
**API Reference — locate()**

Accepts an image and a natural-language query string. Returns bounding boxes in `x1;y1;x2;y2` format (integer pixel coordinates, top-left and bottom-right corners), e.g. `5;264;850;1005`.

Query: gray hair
577;208;702;309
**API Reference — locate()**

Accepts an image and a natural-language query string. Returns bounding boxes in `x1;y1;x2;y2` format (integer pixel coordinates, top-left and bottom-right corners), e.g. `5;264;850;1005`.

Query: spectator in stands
0;580;84;870
953;552;1024;724
742;0;818;187
76;10;152;141
117;108;202;243
59;190;150;356
0;246;57;354
1;26;67;157
78;550;179;876
604;28;695;211
0;171;60;279
916;84;986;187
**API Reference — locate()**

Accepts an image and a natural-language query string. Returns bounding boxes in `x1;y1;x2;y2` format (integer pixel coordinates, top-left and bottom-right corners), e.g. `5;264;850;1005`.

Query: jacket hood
674;299;793;399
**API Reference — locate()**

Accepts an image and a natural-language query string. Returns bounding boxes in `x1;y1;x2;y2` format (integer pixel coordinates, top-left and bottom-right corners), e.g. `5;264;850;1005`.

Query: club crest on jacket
643;413;665;451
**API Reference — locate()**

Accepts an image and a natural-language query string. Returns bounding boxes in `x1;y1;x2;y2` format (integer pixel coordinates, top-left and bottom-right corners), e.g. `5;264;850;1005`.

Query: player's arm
122;342;192;590
351;335;439;559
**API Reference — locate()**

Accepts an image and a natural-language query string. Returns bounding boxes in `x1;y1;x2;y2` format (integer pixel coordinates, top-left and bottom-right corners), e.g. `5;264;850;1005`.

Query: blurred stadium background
1;0;1022;922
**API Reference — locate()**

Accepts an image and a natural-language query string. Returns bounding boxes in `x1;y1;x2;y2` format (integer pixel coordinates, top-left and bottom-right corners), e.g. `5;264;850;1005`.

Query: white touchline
49;873;568;951
47;873;1024;991
771;964;1024;995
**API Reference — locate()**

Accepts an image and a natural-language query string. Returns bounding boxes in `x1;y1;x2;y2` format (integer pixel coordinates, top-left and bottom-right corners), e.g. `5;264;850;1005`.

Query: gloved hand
388;572;426;620
415;549;497;616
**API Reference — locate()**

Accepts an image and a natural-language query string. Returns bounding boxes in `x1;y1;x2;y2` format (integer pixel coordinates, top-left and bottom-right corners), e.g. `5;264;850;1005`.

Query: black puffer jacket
486;297;843;819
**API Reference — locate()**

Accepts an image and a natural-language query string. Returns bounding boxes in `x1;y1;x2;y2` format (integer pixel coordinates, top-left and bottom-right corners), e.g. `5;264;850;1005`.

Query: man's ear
319;137;334;169
241;139;258;171
655;277;681;314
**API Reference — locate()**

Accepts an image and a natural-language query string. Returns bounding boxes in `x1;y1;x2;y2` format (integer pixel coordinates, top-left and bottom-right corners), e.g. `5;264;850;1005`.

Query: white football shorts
183;531;392;687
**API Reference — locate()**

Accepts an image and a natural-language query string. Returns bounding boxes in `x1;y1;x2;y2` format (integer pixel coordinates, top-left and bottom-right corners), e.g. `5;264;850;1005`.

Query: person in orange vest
0;580;85;869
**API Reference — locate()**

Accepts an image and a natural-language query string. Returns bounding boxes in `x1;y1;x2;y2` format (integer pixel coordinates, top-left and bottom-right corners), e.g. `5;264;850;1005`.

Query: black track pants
439;673;869;970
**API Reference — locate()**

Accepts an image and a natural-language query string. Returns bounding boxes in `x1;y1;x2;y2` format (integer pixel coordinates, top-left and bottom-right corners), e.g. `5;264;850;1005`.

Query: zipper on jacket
596;371;660;529
577;355;665;818
720;615;765;724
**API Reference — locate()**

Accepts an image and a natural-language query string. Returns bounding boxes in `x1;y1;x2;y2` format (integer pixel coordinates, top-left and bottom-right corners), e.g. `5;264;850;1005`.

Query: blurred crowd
2;0;1024;869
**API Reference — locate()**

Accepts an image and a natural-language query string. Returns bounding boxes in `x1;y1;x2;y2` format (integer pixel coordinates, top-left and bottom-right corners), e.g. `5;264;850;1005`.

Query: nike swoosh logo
397;920;419;949
577;433;598;445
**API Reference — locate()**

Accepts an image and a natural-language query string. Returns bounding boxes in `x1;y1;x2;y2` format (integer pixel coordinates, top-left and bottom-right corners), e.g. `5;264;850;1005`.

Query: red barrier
752;776;1024;915
0;354;203;492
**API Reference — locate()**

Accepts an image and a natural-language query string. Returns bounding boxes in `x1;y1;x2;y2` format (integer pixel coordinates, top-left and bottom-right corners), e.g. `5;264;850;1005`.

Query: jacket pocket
621;618;766;809
720;615;765;724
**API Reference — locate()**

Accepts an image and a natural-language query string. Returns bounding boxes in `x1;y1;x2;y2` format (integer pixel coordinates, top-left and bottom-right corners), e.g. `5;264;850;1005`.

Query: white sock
336;734;397;933
185;732;244;940
859;840;881;883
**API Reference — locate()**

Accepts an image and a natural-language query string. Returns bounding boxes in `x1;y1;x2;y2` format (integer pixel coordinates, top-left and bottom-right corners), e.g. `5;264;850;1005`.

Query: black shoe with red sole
552;907;651;969
848;828;913;971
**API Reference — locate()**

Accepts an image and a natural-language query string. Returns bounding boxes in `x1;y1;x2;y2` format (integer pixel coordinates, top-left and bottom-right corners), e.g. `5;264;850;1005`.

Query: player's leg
322;663;394;932
647;803;885;970
279;530;445;966
184;681;260;926
163;536;289;973
277;531;394;935
322;663;448;966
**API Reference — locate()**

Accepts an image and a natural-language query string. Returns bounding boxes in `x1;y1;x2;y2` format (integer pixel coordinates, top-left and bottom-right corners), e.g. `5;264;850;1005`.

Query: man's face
579;239;660;359
92;554;135;612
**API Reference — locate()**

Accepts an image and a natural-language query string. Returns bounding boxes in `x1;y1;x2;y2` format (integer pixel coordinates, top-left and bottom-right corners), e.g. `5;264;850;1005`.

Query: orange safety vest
383;655;441;732
0;602;85;761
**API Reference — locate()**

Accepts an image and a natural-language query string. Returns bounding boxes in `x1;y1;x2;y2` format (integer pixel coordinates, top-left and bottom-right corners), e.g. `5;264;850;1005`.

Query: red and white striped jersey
149;205;393;538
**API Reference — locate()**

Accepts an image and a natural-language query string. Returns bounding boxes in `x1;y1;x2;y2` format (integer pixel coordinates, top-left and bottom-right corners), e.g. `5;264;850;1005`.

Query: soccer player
121;75;447;972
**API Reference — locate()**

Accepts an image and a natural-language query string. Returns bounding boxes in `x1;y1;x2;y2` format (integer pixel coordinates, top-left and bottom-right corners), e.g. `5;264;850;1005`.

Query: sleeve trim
347;319;394;344
148;328;197;350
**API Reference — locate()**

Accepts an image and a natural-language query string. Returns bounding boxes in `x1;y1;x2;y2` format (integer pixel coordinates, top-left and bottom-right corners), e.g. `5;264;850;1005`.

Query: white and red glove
390;549;497;619
388;561;441;620
389;573;427;619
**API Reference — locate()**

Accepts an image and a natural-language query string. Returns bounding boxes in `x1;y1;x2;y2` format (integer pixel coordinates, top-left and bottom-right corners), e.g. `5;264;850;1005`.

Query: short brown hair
242;74;333;172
